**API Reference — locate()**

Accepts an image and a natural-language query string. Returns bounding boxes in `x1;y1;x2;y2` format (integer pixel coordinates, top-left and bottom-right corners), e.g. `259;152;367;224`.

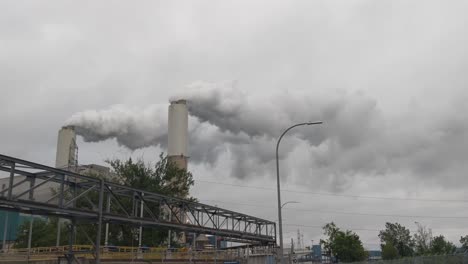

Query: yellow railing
2;246;240;261
8;245;185;254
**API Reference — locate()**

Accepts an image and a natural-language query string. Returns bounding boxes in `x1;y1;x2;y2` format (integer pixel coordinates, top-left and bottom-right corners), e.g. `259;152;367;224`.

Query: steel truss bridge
0;154;276;263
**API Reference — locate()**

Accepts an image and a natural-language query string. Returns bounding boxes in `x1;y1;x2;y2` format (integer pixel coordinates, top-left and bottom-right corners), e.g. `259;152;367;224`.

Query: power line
196;179;468;203
200;199;468;219
288;208;468;219
283;224;466;234
283;224;381;232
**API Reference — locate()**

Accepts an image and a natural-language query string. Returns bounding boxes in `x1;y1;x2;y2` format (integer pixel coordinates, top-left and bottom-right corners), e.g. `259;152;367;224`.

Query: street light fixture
276;121;322;264
281;201;299;209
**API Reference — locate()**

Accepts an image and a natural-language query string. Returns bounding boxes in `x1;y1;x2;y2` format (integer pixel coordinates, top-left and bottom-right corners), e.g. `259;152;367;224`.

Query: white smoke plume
65;104;168;150
66;81;468;189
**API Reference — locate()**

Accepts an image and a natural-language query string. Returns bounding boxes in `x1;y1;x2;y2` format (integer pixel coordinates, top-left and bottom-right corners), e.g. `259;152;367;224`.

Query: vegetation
379;222;414;258
378;222;460;259
108;153;194;199
320;222;368;262
381;242;399;260
317;221;463;262
14;218;67;248
14;154;194;248
461;235;468;251
106;154;194;247
429;235;457;255
414;223;432;255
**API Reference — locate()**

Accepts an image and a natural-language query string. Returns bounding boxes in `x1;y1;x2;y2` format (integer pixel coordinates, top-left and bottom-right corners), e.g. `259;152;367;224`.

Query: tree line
320;222;468;262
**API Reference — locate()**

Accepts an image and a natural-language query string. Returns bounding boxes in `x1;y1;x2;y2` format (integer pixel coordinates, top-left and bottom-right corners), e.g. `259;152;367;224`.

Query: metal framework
0;154;276;263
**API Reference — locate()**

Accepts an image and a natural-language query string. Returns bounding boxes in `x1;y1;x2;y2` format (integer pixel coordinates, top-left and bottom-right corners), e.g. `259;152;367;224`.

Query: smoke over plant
66;81;468;189
65;104;168;150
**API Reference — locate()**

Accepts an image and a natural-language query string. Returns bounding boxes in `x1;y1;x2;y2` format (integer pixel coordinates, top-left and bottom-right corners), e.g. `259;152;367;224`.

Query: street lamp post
27;215;34;258
276;122;322;264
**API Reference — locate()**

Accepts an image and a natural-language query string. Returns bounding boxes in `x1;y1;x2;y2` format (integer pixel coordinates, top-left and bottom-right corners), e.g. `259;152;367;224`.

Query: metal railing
0;246;250;262
349;253;468;264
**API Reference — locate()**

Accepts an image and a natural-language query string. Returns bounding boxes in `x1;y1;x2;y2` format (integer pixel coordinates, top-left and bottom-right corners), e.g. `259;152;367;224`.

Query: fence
0;245;275;263
350;253;468;264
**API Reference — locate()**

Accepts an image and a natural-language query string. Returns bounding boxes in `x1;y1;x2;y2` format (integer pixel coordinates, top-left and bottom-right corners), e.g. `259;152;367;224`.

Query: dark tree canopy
379;222;414;258
381;242;399;260
320;222;368;262
103;154;195;246
429;235;457;255
460;235;468;251
108;153;194;199
14;218;67;248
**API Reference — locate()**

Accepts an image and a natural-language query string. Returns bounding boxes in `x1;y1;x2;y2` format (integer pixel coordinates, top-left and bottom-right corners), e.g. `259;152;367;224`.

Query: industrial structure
0;126;81;249
0;126;113;250
0;99;279;263
55;126;78;170
0;154;276;263
168;99;189;171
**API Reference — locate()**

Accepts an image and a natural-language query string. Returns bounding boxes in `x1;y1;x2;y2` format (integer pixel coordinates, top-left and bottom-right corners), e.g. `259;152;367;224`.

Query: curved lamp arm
281;201;299;209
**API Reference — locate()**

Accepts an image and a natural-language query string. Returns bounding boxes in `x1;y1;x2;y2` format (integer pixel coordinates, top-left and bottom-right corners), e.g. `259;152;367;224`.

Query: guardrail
0;246;249;262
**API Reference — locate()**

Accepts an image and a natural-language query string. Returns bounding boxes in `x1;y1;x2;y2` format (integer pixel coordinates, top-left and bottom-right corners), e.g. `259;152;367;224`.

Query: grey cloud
0;1;467;191
3;1;468;247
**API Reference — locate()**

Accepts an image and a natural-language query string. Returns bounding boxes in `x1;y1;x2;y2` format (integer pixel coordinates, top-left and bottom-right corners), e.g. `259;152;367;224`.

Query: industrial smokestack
168;99;188;170
55;126;78;170
167;100;189;244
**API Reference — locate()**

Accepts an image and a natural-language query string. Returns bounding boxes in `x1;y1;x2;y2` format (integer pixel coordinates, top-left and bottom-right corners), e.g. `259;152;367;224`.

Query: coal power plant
0;97;277;264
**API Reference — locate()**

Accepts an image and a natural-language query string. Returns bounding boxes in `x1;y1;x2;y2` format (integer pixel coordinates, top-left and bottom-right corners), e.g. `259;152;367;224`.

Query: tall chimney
167;100;189;244
167;99;188;170
55;126;78;170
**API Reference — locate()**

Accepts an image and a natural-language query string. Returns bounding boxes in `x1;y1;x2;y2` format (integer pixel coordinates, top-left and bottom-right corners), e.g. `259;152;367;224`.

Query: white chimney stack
167;99;188;170
55;126;78;169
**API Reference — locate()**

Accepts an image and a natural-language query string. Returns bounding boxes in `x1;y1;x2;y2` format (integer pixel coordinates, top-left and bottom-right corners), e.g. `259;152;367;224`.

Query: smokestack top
61;125;75;130
170;99;187;105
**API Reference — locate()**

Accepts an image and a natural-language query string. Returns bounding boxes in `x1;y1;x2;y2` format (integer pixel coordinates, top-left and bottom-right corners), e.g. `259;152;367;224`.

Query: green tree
461;235;468;251
379;222;414;258
14;218;67;248
104;154;194;247
320;222;368;262
381;242;399;260
429;235;456;255
96;154;195;246
108;153;194;198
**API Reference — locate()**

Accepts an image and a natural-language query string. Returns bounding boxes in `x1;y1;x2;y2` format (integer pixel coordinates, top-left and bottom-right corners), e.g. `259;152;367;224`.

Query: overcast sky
2;0;468;250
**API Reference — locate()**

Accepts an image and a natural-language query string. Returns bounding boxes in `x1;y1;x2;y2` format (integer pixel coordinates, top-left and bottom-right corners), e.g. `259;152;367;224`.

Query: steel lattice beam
0;154;276;246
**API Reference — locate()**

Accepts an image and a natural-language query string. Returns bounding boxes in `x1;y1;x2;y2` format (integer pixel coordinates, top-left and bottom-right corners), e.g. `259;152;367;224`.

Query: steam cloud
66;81;468;189
66;104;168;150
